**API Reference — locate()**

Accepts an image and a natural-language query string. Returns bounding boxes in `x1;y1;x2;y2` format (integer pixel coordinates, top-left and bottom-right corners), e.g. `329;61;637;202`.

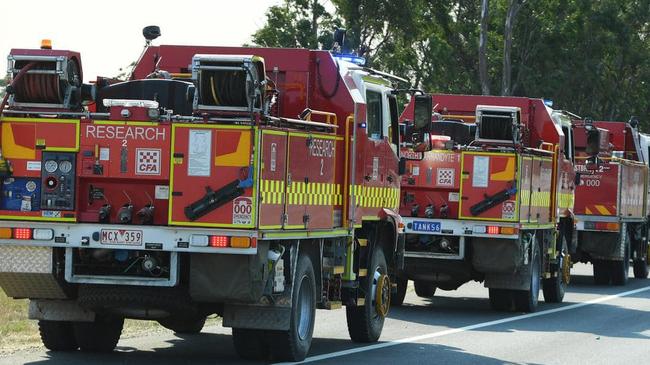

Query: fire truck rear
395;94;584;312
0;29;405;361
573;119;649;285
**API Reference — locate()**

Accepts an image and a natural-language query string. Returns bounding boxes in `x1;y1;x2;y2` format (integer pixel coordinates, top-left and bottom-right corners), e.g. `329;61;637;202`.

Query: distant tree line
252;0;650;128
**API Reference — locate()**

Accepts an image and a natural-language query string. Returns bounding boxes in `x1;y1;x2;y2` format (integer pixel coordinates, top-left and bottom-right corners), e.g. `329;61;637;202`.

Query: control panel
41;152;76;211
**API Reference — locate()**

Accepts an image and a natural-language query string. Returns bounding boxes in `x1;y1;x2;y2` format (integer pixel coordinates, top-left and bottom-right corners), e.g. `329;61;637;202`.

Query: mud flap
471;237;524;274
223;304;291;331
189;243;269;302
29;299;95;322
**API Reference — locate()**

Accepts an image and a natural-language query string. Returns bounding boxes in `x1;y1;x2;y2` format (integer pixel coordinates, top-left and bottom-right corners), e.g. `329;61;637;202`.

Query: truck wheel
543;239;568;303
593;260;611;285
232;328;269;361
73;315;124;352
413;280;436;298
513;241;541;313
269;254;316;362
347;247;389;343
633;243;648;279
392;277;408;306
611;242;630;286
158;314;207;334
38;320;78;351
488;289;513;311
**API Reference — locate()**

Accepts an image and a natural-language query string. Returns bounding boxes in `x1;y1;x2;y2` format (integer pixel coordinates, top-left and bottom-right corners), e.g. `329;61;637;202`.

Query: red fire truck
394;94;588;312
0;28;407;361
573;119;649;285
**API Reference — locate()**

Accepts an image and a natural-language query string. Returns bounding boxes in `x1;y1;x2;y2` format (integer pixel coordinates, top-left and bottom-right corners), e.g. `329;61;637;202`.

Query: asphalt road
2;263;649;365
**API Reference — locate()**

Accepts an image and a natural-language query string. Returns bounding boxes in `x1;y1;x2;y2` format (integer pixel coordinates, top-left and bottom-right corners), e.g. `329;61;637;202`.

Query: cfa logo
136;148;161;175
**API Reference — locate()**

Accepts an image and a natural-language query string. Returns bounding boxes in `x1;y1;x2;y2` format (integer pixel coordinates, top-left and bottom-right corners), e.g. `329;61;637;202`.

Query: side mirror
574;172;581;186
411;94;432;150
413;94;432;131
584;119;600;156
398;157;406;176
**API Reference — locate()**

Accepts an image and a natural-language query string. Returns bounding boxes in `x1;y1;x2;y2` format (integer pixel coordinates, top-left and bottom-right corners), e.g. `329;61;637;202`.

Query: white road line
278;284;650;364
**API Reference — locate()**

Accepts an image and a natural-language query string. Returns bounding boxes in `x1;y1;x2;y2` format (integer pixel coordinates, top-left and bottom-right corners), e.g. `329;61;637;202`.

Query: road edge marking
279;284;650;364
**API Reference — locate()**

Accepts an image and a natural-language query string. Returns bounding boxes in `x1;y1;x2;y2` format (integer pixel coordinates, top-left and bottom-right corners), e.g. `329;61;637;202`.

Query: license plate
100;229;143;245
411;221;441;233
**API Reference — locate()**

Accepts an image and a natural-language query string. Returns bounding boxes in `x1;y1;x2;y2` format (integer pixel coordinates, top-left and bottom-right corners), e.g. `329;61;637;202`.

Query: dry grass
0;291;39;354
0;291;220;355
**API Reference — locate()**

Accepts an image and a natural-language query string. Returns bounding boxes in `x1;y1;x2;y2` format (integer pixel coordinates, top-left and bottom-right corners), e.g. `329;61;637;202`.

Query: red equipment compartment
259;129;288;229
459;152;519;222
0;117;79;222
1;118;79;172
574;159;646;219
76;120;171;225
399;150;462;219
169;124;256;228
285;132;339;229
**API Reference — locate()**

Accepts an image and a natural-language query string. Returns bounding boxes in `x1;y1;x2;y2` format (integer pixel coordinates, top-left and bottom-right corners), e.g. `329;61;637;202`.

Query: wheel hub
374;273;391;318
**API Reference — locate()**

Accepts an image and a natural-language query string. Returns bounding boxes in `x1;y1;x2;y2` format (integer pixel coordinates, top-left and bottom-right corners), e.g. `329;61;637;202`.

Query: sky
0;0;284;82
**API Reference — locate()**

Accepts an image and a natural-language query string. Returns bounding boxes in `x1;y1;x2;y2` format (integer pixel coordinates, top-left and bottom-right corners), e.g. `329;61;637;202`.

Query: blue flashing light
333;53;366;66
543;99;554;107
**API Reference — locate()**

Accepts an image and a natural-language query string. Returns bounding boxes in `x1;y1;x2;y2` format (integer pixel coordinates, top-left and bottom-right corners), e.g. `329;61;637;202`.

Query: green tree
252;0;339;49
252;0;650;124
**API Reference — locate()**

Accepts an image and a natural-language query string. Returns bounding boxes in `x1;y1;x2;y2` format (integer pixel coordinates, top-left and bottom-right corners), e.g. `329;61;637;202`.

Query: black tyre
633;243;648;279
611;241;630;286
488;289;513;311
593;260;611;285
513;239;541;313
269;254;316;362
413;280;436;298
38;320;78;351
392;277;408;306
232;328;269;361
543;239;568;303
347;247;389;343
158;315;207;334
73;315;124;352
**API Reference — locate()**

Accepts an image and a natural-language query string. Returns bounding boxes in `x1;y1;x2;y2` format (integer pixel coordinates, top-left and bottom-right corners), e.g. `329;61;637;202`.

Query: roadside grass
0;292;39;354
0;291;220;355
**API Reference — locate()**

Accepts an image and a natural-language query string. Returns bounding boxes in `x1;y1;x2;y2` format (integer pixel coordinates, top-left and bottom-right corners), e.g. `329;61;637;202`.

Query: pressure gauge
59;160;72;174
44;160;58;173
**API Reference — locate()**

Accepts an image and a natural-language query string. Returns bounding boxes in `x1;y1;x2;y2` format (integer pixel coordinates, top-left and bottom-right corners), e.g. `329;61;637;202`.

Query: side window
366;90;383;139
388;94;399;146
562;126;573;161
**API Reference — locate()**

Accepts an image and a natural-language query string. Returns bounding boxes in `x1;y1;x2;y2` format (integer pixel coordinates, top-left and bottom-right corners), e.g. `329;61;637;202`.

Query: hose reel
191;54;265;113
7;52;83;109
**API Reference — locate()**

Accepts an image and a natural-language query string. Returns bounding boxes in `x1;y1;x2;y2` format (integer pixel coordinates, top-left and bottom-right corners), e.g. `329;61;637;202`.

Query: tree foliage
252;0;650;126
252;0;339;49
0;76;7;99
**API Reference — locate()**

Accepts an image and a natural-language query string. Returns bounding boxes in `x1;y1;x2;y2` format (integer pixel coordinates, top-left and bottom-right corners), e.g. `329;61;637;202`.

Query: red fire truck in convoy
0;28;408;361
394;94;592;312
572;119;649;285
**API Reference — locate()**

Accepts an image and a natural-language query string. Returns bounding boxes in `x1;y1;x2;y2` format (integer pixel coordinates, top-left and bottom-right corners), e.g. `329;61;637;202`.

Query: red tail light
209;235;229;248
13;228;32;240
486;226;500;235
